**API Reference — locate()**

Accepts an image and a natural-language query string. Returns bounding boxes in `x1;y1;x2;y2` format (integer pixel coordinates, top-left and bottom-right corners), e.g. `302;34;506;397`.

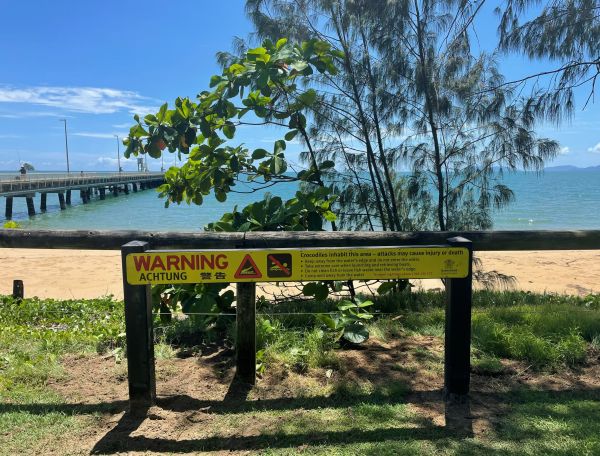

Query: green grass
0;291;599;454
368;291;600;370
0;296;124;453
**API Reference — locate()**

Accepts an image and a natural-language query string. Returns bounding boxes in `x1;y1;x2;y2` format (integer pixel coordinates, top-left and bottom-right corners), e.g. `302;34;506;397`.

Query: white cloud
559;146;570;155
96;156;136;165
587;142;600;153
73;132;127;139
0;85;159;115
112;122;133;129
0;134;21;139
0;110;68;119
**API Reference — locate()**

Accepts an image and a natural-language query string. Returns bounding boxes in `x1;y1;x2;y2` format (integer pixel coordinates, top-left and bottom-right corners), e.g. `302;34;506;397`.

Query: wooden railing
1;228;599;251
1;228;599;413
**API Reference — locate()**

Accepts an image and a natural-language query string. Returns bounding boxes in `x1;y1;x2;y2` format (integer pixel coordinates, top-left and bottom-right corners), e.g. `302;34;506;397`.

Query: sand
0;248;598;300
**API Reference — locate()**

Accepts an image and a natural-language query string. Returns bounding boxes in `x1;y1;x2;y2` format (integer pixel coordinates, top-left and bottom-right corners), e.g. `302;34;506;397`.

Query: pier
0;172;165;219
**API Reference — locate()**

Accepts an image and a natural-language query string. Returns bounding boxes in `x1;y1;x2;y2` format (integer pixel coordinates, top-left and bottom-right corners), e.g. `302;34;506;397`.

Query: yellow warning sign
125;246;469;285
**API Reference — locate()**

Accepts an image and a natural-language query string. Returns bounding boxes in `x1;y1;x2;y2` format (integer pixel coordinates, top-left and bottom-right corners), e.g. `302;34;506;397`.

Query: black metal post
236;282;256;384
444;236;473;397
12;279;23;301
121;241;155;413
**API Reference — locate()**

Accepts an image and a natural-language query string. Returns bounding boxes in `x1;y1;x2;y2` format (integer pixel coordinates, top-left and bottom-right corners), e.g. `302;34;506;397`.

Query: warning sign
234;254;262;279
125;246;469;285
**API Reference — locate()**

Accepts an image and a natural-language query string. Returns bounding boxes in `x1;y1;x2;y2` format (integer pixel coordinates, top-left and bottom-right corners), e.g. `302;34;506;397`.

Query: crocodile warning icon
233;254;262;279
267;253;292;278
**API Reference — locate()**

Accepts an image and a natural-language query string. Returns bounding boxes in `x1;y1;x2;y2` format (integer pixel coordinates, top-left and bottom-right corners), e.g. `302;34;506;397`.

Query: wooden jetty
0;172;165;218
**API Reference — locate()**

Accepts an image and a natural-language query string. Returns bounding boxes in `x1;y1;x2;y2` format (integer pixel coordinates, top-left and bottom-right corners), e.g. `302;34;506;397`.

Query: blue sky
0;0;598;171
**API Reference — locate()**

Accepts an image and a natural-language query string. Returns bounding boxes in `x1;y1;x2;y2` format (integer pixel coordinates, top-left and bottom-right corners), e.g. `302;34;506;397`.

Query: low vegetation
0;291;599;454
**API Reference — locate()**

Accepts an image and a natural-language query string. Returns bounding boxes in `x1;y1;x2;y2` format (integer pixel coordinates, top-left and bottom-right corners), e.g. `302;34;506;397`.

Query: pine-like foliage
499;0;600;122
242;0;559;231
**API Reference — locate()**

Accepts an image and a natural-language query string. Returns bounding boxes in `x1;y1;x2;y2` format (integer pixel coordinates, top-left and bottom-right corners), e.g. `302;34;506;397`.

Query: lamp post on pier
59;119;70;174
114;135;122;173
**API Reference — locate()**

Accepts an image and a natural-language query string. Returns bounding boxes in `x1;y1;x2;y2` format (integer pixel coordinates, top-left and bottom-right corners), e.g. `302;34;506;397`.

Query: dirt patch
46;337;600;455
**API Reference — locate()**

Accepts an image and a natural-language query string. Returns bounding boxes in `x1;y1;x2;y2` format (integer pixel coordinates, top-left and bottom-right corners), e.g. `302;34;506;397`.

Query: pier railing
0;172;164;196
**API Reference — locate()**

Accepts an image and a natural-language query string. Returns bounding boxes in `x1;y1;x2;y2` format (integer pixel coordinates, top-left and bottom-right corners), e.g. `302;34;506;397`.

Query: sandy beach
0;248;598;300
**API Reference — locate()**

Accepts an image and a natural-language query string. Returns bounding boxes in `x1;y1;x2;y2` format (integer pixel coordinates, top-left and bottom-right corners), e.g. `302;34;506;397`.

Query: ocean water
1;170;598;231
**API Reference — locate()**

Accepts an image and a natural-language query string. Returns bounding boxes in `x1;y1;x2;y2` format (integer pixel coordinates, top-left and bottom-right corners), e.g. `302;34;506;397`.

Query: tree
243;0;559;231
498;0;600;122
125;38;352;318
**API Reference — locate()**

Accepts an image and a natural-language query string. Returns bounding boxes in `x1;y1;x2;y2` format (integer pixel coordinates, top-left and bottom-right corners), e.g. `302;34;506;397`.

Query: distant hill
545;165;600;172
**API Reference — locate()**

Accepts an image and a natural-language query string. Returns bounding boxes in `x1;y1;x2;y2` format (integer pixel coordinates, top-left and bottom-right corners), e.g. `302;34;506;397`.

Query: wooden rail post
121;241;156;413
12;279;23;301
236;282;256;384
444;237;473;397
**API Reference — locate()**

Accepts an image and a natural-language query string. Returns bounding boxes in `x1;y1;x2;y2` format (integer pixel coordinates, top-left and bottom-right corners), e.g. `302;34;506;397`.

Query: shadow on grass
2;383;599;454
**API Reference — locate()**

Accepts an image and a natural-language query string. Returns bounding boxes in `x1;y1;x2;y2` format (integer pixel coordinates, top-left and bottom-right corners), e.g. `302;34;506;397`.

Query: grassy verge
0;296;124;453
0;291;599;454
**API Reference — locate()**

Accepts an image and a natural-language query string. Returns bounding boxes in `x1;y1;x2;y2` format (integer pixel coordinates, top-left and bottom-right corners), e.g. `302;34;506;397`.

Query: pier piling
5;197;13;220
40;193;47;212
26;196;35;216
58;193;66;210
0;172;164;219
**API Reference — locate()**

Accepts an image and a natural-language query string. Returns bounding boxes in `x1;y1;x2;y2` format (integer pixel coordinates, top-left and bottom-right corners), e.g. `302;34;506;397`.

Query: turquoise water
2;171;599;231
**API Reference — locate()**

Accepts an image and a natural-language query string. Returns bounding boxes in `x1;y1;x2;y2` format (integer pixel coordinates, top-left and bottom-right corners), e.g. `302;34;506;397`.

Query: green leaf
302;282;318;296
130;124;148;138
248;46;267;55
215;189;227;202
200;118;212;138
274;139;286;154
272;156;287;174
306;211;323;231
343;324;369;344
223;123;236;139
314;283;329;301
252;148;268;160
377;282;396;295
323;210;337;222
276;38;288;49
156;103;168;122
320;160;335;170
337;300;356;311
298;89;317;106
285;130;298;141
210;75;222;88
